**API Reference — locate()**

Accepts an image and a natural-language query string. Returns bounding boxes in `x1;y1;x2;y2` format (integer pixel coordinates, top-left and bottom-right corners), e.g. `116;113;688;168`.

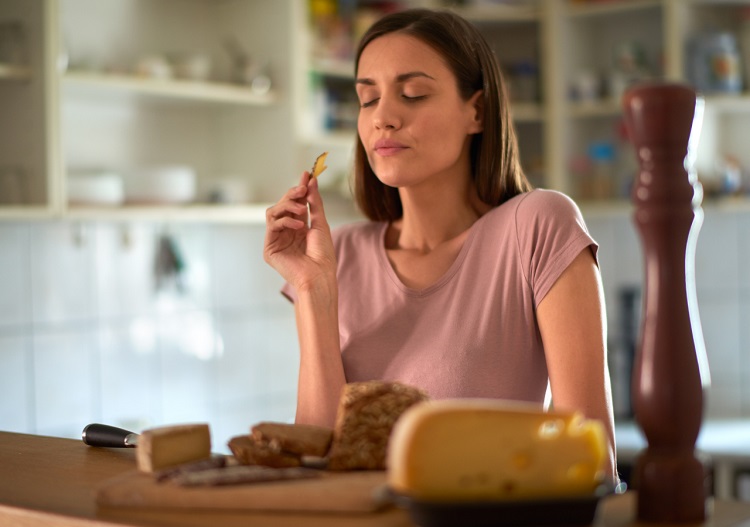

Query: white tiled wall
0;206;747;452
0;220;296;453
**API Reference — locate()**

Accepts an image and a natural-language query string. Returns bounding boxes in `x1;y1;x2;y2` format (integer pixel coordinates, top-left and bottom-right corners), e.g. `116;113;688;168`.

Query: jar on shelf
571;142;616;201
687;31;742;94
587;141;616;200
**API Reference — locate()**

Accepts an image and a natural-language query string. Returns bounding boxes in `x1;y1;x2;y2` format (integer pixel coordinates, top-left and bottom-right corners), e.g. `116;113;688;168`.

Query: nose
372;95;402;131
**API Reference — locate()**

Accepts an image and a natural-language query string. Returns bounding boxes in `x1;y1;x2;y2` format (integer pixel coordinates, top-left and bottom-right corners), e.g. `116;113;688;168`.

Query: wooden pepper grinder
622;82;711;522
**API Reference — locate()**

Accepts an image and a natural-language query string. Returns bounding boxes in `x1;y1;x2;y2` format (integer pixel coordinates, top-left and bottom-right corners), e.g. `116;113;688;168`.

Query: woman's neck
389;176;492;253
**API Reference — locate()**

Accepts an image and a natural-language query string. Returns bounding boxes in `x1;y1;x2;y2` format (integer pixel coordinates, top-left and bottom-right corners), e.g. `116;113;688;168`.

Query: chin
371;162;417;188
373;170;410;189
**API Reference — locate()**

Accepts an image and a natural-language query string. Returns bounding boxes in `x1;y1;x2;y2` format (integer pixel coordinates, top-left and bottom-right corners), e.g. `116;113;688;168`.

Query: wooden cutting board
96;469;391;513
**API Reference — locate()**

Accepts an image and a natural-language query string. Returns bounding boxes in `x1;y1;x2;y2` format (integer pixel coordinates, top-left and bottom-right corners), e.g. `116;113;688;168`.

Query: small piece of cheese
136;423;211;473
387;399;606;501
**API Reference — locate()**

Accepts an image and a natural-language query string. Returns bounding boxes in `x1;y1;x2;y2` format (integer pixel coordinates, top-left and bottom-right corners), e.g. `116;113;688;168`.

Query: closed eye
360;94;426;108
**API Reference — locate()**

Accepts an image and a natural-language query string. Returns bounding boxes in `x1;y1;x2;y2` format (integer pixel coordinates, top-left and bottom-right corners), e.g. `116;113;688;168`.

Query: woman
264;9;617;481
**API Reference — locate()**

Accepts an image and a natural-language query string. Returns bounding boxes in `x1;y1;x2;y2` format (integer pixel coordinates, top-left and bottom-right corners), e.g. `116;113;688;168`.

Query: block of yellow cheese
136;423;211;473
387;400;606;502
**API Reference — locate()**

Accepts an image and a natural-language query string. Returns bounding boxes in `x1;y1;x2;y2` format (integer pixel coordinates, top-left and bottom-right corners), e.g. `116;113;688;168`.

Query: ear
466;90;484;134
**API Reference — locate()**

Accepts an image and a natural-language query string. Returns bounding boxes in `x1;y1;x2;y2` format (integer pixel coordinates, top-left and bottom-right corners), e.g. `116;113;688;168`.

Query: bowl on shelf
67;171;124;206
123;165;196;205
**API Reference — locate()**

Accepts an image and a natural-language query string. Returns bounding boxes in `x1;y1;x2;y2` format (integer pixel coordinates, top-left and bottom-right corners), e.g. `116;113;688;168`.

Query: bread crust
327;381;429;471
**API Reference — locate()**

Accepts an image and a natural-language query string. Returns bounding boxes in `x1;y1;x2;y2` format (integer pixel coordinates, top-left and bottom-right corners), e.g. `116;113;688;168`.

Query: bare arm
293;278;346;426
536;248;618;483
264;174;345;427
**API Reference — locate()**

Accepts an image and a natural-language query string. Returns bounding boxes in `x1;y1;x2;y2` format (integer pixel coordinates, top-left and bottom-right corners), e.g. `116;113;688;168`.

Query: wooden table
3;431;750;527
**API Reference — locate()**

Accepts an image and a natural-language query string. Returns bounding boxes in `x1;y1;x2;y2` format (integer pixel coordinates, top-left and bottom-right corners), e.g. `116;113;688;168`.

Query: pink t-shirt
283;189;597;404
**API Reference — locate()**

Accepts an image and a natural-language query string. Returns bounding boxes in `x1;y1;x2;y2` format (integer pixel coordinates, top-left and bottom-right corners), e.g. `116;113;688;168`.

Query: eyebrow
355;71;436;86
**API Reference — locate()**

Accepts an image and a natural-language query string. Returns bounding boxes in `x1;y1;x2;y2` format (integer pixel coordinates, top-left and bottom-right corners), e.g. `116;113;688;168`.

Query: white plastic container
67;171;124;206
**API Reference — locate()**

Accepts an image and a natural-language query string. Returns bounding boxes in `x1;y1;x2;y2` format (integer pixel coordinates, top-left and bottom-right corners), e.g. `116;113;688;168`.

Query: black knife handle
82;423;138;448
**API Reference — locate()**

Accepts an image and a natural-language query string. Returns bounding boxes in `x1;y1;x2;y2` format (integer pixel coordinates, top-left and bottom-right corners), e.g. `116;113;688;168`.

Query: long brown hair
353;8;532;222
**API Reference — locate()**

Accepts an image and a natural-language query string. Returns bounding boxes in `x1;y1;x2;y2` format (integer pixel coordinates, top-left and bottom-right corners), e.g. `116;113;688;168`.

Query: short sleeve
514;190;598;308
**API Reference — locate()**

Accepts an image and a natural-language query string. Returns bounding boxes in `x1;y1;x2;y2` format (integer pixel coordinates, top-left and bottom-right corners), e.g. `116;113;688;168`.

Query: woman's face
356;33;483;190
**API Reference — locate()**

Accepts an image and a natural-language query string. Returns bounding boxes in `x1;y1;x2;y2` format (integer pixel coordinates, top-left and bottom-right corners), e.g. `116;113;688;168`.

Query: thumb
306;177;329;231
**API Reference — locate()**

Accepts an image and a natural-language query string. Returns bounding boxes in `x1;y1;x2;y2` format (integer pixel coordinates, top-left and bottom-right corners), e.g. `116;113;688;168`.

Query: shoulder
478;189;584;233
332;220;386;261
499;191;597;302
333;220;383;245
514;189;584;224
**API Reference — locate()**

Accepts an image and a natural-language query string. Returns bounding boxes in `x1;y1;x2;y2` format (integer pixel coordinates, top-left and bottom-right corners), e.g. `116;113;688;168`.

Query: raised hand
264;171;337;293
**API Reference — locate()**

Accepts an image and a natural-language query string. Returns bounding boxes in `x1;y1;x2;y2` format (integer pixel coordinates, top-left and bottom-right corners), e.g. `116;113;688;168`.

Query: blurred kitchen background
1;0;750;470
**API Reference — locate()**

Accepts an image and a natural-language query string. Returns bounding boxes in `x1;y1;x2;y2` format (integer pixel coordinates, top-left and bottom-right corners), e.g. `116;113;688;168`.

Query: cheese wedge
136;423;211;473
387;400;606;501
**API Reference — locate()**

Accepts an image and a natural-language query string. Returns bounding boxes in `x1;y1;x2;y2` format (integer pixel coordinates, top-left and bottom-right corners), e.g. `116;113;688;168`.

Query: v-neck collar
375;212;488;297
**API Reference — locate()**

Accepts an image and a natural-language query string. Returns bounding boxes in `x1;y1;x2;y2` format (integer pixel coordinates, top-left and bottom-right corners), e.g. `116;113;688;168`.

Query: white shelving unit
0;0;298;222
2;0;750;223
56;0;297;222
0;0;57;215
62;203;273;224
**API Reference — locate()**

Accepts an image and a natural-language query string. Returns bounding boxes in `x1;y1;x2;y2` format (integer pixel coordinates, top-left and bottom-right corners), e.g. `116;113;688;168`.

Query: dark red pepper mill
622;82;711;522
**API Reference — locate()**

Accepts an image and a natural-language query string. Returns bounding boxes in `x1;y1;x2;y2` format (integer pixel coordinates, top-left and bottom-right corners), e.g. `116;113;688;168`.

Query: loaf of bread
326;381;429;471
251;422;333;458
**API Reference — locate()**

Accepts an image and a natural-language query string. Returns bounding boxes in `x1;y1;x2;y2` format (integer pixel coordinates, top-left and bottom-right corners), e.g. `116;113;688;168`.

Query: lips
374;138;408;157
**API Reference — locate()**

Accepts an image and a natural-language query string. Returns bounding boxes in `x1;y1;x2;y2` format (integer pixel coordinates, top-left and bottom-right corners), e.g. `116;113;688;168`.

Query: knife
82;423;139;448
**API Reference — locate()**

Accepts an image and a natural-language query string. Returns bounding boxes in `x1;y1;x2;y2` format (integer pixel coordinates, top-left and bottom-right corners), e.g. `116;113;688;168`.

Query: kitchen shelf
566;0;662;18
62;71;277;106
451;3;541;23
578;195;750;219
0;206;54;220
63;203;273;224
567;99;622;119
703;93;750;113
0;63;32;81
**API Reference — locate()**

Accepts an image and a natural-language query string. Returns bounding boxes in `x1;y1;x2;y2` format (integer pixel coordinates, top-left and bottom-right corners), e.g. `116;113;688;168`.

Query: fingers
266;181;308;230
265;170;325;235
